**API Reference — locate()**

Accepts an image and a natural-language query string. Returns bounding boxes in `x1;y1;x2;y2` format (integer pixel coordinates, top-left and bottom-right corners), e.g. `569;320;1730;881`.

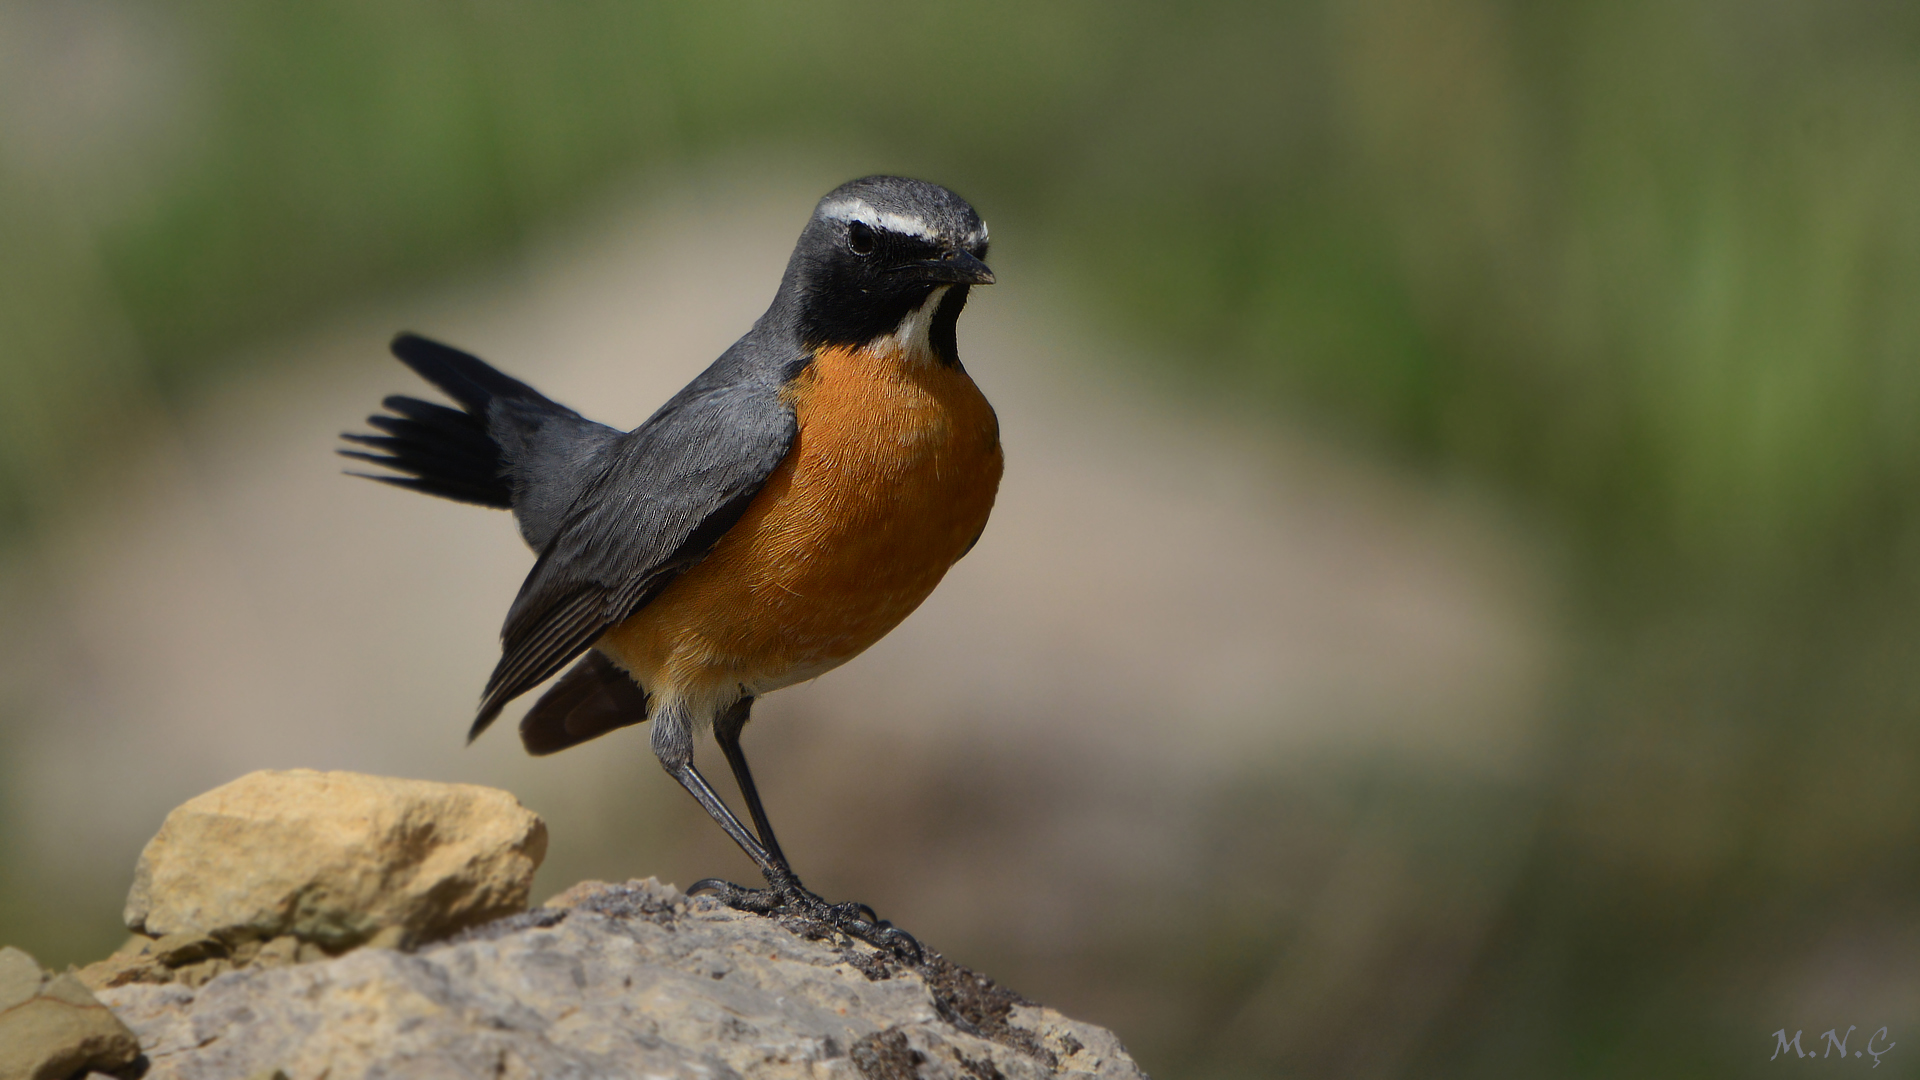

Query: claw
687;874;921;961
871;925;923;964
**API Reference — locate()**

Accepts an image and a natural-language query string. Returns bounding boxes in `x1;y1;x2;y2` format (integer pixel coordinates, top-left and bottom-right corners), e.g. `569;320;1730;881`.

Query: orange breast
596;342;1002;719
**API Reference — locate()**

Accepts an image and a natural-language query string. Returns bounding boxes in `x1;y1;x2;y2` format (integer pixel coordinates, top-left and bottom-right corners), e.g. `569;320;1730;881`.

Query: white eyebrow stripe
819;197;938;241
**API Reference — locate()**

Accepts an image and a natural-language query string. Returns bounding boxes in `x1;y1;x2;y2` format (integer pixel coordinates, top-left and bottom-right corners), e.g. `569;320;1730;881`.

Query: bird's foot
688;874;921;962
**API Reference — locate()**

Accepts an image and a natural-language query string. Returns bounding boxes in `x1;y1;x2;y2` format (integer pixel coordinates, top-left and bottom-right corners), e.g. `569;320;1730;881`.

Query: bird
340;176;1000;952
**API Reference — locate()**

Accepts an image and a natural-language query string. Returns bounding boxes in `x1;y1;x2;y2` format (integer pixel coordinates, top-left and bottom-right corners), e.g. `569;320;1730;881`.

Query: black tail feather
389;332;550;415
365;397;498;465
341;334;551;509
341;466;508;508
339;394;511;508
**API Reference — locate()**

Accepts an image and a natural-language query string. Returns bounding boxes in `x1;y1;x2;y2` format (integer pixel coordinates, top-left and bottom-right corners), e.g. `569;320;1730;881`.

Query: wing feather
465;362;796;740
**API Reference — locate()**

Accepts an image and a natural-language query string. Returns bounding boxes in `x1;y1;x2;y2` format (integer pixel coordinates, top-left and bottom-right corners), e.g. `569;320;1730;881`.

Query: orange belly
596;342;1002;721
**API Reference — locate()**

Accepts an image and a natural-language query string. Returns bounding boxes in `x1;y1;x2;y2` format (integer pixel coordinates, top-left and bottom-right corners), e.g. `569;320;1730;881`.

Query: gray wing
468;362;796;740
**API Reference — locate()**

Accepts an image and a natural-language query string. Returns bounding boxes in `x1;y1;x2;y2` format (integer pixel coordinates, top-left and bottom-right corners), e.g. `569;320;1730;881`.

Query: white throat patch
866;285;951;365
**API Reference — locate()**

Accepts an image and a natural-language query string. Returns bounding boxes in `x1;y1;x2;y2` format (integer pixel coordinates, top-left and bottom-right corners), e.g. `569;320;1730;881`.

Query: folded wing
470;355;797;740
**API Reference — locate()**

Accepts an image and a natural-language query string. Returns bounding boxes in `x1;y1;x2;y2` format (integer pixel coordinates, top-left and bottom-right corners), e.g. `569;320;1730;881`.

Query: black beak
914;249;996;286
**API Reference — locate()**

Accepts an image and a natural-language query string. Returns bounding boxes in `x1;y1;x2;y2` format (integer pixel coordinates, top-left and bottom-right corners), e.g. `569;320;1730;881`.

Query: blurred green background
3;1;1918;1076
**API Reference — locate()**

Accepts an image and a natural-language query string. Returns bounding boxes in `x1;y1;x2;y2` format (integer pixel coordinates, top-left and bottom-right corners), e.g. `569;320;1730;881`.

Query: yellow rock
124;769;547;950
0;948;40;1010
73;950;168;993
252;935;301;968
0;948;140;1080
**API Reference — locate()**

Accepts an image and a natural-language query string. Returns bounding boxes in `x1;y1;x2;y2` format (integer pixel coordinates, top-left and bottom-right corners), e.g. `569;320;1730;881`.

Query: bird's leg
711;697;790;871
687;697;919;959
650;702;780;881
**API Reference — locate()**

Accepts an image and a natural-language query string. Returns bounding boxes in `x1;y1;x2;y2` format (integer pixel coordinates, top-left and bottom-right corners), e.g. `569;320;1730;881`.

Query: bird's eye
847;221;876;257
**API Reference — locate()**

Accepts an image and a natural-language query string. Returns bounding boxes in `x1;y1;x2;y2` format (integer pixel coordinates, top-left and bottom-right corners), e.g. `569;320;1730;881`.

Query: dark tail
339;333;553;508
514;650;650;754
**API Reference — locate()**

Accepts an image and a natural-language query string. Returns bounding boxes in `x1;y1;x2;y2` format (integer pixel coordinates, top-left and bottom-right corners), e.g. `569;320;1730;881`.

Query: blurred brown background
2;3;1917;1077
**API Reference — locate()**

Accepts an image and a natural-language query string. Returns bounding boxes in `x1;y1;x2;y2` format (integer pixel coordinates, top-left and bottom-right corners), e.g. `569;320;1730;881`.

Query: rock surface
77;929;335;994
99;878;1145;1079
68;772;1142;1076
123;770;547;951
0;946;141;1080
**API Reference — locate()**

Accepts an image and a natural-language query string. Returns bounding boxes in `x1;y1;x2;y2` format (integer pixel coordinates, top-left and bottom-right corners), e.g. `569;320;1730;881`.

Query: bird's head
779;176;992;365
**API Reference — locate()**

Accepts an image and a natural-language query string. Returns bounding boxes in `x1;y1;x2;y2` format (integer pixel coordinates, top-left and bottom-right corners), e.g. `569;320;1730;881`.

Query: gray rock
100;879;1144;1079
